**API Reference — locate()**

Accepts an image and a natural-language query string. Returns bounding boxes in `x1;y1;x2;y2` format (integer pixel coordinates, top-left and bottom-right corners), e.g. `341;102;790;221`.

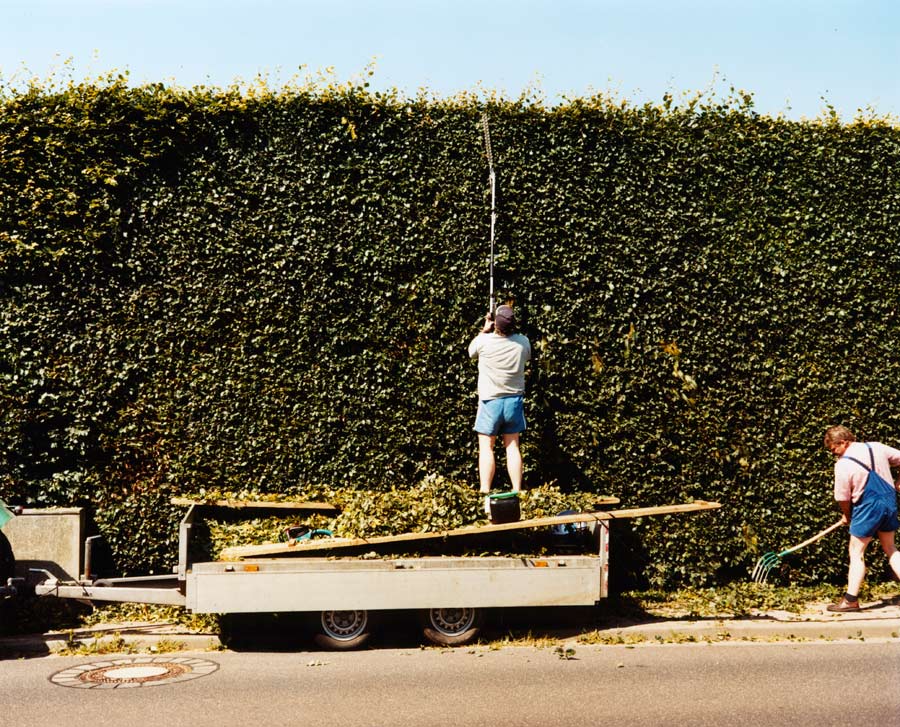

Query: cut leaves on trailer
219;500;722;560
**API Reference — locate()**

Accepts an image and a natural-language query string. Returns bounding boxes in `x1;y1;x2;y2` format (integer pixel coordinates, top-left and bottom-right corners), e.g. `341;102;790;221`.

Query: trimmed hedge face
2;80;900;585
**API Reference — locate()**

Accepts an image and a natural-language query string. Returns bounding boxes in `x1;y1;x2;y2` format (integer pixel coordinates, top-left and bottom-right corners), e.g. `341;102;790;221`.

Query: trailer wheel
313;610;371;650
420;607;484;647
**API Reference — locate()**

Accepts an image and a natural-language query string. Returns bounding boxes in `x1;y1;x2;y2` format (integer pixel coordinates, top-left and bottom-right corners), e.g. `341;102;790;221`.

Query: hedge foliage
2;74;900;586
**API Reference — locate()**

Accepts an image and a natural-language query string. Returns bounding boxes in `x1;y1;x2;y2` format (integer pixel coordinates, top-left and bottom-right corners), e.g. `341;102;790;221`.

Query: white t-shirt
468;332;531;400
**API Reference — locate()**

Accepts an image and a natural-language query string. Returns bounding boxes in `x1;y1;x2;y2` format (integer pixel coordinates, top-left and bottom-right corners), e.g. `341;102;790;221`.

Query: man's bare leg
846;534;871;596
478;434;497;494
502;433;523;492
876;530;900;580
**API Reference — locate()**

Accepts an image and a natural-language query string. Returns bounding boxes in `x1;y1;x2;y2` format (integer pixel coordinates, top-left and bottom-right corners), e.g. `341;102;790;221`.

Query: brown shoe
826;598;860;613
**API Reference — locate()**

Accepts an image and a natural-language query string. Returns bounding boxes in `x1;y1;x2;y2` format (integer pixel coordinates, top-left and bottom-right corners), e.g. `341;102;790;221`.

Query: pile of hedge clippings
197;477;601;560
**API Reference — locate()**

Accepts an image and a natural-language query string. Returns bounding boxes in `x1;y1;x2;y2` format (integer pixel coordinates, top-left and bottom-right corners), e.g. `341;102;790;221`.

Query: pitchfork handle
780;519;844;556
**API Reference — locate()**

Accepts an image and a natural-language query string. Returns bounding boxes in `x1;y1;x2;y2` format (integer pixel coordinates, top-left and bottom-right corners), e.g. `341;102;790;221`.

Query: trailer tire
420;607;484;647
312;609;371;650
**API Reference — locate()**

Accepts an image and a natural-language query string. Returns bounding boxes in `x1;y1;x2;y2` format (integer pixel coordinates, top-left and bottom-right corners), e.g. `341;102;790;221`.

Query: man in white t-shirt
468;305;531;502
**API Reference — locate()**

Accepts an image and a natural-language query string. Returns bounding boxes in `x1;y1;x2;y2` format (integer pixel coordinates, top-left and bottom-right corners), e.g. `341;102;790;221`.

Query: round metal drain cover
51;657;219;689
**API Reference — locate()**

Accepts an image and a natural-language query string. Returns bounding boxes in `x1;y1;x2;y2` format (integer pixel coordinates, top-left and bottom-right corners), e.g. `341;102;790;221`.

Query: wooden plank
170;497;339;512
220;500;721;560
592;496;620;507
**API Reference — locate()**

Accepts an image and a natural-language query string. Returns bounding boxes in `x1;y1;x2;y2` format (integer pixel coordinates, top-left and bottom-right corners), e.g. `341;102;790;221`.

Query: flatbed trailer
34;500;720;649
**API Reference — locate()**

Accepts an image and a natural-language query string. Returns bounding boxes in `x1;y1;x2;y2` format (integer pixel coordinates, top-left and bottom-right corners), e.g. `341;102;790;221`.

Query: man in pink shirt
824;425;900;612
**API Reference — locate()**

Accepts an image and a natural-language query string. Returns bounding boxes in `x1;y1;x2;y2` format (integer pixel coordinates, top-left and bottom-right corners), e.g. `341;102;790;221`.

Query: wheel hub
430;607;475;635
322;610;367;639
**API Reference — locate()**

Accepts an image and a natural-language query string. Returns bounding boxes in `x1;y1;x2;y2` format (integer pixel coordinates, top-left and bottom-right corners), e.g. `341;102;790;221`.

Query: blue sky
1;0;898;121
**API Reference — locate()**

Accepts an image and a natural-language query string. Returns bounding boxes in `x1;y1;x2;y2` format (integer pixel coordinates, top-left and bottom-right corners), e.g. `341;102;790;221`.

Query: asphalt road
2;641;899;727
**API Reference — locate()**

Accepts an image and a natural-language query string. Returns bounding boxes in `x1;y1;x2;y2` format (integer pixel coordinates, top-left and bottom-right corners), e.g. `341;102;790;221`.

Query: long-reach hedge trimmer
751;518;843;584
481;111;497;317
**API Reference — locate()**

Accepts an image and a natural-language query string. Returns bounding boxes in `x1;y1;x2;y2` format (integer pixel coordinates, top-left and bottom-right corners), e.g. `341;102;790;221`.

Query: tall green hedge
2;76;900;586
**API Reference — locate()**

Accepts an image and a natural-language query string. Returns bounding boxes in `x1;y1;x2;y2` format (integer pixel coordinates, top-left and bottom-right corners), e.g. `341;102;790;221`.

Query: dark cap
494;305;516;334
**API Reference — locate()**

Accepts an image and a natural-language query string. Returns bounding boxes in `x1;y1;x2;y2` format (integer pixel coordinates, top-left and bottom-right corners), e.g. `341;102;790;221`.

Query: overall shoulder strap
865;442;876;470
842;454;871;473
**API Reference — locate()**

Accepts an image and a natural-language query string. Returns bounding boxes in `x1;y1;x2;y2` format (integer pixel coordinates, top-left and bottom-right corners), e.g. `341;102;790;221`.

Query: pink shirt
833;441;900;503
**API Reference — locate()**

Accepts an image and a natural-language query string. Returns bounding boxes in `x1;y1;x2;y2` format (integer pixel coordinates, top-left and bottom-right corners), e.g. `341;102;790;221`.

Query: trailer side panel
187;556;604;613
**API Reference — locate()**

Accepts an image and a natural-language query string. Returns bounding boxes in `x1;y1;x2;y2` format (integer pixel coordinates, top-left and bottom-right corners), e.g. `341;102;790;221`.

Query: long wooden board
220;500;721;560
591;496;620;507
171;497;339;512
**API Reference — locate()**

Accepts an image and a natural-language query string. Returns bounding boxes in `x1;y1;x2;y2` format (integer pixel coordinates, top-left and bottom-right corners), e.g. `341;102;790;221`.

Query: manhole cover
50;657;219;689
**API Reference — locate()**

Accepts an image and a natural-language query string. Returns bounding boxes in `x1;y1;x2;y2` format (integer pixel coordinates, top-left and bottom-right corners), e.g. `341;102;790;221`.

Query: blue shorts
474;395;526;436
850;497;900;538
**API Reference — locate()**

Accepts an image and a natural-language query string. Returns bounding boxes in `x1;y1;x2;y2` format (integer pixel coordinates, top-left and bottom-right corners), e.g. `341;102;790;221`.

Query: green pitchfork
751;519;843;584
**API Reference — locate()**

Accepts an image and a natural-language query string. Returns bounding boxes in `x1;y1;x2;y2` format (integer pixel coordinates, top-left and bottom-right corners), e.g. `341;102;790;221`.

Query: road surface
2;640;899;727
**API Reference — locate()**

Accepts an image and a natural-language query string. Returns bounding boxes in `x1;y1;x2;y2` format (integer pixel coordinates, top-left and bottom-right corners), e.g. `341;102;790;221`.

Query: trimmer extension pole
489;167;496;316
482;112;496;316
